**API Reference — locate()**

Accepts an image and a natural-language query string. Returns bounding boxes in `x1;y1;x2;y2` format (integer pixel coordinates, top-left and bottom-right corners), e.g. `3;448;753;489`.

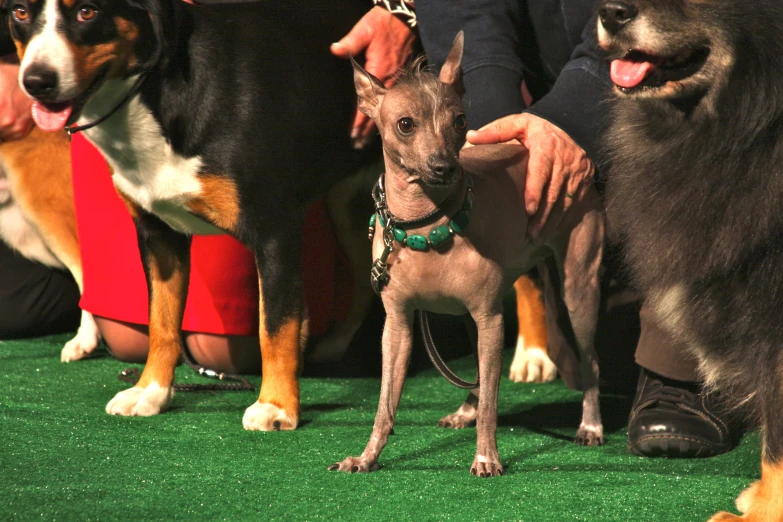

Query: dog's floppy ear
124;0;175;71
439;31;465;97
351;55;387;120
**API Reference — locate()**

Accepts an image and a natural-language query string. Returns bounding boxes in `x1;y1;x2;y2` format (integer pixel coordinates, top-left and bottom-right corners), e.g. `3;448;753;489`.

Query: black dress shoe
627;368;736;458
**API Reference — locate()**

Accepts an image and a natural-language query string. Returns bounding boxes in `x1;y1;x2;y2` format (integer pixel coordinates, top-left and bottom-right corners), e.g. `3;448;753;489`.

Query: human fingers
525;150;563;241
362;10;415;85
330;14;374;58
466;113;530;146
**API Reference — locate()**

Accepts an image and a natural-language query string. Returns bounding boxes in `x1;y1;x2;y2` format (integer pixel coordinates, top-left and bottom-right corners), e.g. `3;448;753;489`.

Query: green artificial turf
1;334;759;521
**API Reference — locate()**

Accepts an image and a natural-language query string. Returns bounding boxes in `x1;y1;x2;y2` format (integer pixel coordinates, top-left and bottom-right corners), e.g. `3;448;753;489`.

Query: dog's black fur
599;0;783;513
4;0;374;425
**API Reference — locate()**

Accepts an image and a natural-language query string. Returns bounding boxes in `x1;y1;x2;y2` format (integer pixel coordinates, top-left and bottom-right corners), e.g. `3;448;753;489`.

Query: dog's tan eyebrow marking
61;0;76;8
69;40;118;84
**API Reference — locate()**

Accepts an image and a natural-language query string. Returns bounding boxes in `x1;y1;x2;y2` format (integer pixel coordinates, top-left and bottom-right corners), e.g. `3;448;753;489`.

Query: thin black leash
418;310;479;389
118;344;254;392
66;71;149;138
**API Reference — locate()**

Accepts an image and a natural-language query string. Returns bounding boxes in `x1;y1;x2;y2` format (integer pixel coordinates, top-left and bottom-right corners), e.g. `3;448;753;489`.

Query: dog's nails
328;464;339;471
350;465;360;473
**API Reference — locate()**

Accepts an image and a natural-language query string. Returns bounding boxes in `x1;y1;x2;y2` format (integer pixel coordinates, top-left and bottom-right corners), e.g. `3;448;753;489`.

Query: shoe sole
627;437;732;458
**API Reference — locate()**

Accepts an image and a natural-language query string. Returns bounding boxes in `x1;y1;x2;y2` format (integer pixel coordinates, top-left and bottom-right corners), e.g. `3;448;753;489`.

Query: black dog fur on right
598;0;783;519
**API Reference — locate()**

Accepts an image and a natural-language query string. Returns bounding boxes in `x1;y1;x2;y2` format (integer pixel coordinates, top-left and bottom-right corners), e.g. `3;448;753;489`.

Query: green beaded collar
369;172;474;251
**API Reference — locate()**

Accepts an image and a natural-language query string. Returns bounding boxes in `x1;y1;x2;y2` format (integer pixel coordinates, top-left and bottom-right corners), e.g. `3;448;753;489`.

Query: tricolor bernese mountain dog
3;0;368;430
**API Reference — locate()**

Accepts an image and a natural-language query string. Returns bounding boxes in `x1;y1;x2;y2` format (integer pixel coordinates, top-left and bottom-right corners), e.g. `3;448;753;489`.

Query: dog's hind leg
469;307;505;477
438;389;478;429
439;319;479;429
559;200;605;446
106;205;190;416
243;226;307;431
330;307;414;472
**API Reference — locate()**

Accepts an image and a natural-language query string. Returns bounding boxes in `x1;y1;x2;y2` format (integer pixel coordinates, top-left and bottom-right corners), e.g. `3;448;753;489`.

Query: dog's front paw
106;384;173;416
575;423;605;446
243;401;298;431
735;480;759;514
328;456;379;473
509;346;557;383
470;455;504;478
61;313;101;362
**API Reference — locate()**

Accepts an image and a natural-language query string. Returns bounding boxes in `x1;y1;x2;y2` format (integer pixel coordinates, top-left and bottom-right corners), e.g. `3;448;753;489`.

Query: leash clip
370;226;395;295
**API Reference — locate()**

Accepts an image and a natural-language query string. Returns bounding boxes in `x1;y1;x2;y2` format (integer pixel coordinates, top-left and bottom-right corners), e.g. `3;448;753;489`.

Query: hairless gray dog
330;32;605;477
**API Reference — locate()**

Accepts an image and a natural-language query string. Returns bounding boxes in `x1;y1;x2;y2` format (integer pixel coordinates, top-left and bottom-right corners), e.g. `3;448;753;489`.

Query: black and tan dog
599;0;783;519
3;0;369;430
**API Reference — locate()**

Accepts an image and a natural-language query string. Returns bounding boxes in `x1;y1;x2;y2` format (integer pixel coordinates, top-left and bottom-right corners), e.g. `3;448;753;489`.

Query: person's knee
186;333;260;375
96;317;149;363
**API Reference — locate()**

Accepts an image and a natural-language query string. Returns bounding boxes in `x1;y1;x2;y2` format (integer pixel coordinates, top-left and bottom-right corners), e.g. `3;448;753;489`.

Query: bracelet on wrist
373;0;416;29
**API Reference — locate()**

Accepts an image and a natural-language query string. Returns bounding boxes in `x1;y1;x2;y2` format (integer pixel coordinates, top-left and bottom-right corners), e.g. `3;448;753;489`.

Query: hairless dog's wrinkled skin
330;33;605;477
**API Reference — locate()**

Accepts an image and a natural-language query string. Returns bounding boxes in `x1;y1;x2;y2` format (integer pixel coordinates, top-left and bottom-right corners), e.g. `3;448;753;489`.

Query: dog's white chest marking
81;79;224;235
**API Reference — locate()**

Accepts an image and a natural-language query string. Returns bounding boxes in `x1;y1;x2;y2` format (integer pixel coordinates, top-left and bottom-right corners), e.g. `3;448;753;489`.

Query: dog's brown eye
13;6;29;22
78;5;97;22
455;114;467;131
397;117;415;135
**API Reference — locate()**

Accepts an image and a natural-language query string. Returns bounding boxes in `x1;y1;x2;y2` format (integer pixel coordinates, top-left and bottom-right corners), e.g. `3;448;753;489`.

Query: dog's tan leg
559;194;605;446
0;128;102;361
330;307;414;472
709;459;783;522
470;307;505;477
509;275;555;383
106;201;189;416
243;247;306;431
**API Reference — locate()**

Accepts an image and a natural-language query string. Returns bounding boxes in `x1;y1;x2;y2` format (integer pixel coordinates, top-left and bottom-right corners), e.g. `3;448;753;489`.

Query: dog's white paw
509;345;557;383
243;401;298;431
735;480;759;514
575;422;605;446
61;311;101;362
106;384;173;416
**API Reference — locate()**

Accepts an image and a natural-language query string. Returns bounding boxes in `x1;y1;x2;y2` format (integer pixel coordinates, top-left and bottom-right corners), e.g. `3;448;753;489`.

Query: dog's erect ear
439;31;464;97
124;0;174;72
351;55;387;119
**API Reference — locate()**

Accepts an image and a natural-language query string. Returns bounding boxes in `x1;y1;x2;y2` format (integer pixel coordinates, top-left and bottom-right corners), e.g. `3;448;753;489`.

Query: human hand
467;113;594;242
0;61;35;141
331;6;415;148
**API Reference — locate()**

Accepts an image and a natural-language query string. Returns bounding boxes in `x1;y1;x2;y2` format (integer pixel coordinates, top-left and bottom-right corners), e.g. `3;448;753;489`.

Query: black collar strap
66;72;149;138
372;171;464;229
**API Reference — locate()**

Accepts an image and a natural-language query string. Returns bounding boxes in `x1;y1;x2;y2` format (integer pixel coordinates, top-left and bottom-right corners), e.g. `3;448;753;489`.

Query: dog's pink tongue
31;101;72;132
610;59;655;89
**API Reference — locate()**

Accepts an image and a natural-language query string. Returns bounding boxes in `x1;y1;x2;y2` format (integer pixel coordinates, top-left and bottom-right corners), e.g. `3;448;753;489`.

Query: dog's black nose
428;155;458;178
599;1;638;35
23;66;59;99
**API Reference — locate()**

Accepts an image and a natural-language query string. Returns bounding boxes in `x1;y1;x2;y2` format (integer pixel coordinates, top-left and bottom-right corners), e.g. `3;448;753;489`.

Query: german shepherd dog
3;0;367;431
598;0;783;520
